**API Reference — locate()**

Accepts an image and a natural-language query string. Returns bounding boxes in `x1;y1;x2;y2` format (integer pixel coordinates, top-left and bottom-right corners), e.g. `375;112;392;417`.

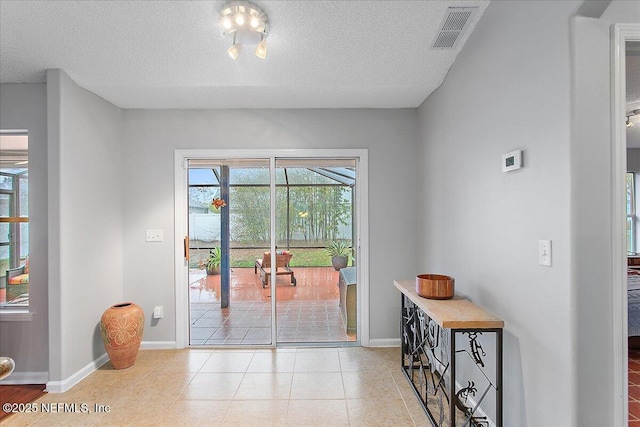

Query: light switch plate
145;229;163;242
539;240;552;267
153;306;164;319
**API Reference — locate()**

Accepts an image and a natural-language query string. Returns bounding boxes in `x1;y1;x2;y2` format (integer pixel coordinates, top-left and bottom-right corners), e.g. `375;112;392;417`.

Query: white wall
121;109;418;343
47;70;124;383
417;1;579;425
0;84;49;380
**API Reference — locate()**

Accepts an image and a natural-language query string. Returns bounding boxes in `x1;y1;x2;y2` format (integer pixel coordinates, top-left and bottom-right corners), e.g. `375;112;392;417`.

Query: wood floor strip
0;384;46;421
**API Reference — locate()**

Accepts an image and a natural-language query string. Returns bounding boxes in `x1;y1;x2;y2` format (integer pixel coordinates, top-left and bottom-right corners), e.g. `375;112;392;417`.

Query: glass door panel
187;159;272;346
274;158;357;344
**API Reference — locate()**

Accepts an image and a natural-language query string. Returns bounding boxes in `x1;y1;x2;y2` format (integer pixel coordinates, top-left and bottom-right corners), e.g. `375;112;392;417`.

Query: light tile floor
3;347;430;426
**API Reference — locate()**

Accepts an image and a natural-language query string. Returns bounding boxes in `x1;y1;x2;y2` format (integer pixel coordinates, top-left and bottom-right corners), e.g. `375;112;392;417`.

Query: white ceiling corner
0;0;490;109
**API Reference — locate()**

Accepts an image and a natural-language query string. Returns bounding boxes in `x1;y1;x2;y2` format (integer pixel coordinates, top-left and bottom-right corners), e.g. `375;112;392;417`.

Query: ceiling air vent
431;7;478;50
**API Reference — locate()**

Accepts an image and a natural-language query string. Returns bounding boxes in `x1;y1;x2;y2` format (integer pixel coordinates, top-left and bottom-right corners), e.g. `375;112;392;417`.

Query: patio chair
6;263;29;287
254;251;296;288
4;261;29;304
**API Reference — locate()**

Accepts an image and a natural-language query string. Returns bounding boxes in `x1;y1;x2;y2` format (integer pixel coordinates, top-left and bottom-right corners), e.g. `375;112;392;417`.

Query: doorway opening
612;24;640;425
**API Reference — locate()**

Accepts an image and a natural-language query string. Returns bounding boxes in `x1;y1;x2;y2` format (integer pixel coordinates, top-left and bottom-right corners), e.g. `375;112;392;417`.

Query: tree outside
188;167;353;268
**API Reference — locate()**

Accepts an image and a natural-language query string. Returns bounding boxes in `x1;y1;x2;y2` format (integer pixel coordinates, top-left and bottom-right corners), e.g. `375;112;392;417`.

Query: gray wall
121;109;419;342
418;0;640;424
0;83;49;378
46;70;124;382
417;1;578;425
573;3;640;425
571;11;613;427
629;148;640;172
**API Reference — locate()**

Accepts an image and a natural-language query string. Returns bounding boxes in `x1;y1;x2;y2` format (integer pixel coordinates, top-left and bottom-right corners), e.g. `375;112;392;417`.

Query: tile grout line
391;371;420;427
338;353;352;426
221;350;254;425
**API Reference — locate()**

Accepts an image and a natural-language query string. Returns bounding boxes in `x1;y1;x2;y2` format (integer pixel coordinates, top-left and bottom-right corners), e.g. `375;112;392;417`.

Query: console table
394;280;504;427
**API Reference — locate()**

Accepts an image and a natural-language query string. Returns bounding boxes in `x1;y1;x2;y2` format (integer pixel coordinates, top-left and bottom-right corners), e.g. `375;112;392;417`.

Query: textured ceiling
0;0;489;109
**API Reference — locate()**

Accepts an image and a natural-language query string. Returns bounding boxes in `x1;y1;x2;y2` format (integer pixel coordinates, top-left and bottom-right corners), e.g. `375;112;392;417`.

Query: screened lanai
187;158;358;346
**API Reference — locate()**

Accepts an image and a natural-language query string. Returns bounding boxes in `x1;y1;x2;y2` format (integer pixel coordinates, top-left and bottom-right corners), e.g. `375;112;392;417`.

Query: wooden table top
394;280;504;329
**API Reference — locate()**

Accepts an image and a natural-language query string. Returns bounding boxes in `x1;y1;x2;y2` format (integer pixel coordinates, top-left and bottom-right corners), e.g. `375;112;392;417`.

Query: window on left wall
0;133;29;307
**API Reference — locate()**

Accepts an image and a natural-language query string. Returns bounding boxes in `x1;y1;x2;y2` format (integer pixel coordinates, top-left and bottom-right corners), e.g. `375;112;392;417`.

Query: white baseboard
42;343;176;393
0;371;48;385
46;353;109;393
140;341;177;350
368;338;401;347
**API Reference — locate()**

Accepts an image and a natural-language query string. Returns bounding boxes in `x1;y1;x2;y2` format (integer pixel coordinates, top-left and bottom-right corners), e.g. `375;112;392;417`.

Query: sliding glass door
185;155;359;347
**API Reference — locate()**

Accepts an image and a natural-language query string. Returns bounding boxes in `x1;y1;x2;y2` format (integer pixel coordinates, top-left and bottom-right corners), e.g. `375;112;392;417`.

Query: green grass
287;249;333;267
189;248;334;268
232;248;332;268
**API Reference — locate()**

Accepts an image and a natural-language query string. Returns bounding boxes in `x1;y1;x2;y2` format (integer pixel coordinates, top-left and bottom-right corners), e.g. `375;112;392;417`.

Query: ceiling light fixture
628;109;640;128
255;36;267;59
227;34;241;60
220;1;269;60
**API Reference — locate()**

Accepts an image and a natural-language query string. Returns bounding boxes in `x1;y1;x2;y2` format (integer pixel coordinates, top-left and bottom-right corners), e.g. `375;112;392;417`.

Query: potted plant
201;247;221;275
326;240;351;271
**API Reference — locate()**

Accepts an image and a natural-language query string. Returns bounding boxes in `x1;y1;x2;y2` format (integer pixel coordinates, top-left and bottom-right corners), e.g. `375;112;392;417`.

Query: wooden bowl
416;274;454;299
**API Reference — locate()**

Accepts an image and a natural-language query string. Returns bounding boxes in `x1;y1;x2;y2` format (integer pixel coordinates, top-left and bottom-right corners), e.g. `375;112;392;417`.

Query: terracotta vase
100;302;144;369
206;265;220;275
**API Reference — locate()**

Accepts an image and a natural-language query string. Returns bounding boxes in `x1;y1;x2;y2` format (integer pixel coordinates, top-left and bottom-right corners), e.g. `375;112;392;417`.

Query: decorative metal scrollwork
427;318;439;349
464;331;486;368
455;382;491;427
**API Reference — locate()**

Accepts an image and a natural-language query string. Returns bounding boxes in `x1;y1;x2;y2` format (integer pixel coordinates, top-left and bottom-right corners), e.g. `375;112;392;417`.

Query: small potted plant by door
203;247;221;275
326;240;351;271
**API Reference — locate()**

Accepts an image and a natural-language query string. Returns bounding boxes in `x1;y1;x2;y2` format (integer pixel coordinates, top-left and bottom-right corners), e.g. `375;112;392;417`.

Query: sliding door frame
174;148;369;348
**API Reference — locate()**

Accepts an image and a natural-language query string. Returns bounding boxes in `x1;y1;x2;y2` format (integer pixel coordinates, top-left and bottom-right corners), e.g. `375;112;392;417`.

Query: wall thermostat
502;150;522;172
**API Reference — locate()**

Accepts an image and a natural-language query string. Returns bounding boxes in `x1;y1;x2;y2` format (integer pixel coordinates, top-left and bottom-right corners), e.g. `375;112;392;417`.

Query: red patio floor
631;349;640;424
189;267;356;345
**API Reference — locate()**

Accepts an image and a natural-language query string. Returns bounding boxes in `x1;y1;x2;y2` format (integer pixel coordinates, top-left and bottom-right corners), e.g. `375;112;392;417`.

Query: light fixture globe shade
228;43;242;60
255;38;267;59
